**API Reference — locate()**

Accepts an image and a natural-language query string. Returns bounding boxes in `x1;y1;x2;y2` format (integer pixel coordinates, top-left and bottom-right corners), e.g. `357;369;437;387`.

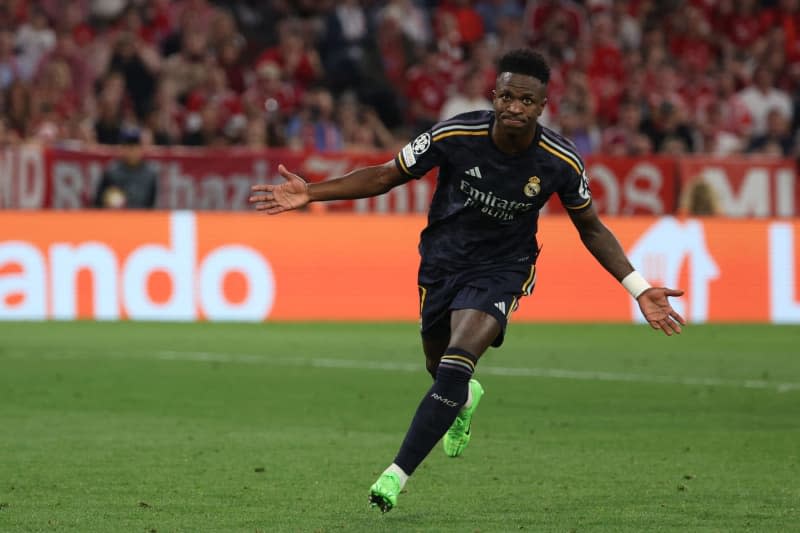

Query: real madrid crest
523;176;541;197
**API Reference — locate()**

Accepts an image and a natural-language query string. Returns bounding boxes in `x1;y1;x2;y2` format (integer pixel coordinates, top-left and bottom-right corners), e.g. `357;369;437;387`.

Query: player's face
492;72;547;132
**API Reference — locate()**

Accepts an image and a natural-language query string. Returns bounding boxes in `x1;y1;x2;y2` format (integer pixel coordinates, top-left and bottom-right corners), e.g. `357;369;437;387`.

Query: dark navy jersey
394;110;591;269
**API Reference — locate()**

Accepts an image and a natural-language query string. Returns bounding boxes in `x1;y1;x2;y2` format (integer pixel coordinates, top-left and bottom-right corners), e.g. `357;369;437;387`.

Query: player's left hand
637;288;686;336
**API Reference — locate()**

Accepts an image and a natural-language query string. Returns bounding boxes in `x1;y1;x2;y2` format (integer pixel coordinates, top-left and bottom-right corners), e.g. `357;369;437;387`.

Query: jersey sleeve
394;130;446;179
557;160;592;211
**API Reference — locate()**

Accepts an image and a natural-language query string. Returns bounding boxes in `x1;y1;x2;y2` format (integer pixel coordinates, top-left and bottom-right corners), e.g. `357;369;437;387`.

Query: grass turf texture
0;322;798;533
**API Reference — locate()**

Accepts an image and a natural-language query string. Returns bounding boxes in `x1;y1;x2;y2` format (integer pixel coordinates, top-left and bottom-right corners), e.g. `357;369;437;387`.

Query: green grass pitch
0;321;798;532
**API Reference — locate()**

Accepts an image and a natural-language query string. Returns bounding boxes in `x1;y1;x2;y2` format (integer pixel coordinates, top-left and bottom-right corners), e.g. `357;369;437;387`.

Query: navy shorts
417;262;537;347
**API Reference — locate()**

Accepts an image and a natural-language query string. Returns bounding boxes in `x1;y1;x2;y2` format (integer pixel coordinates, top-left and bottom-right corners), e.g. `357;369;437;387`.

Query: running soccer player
249;48;686;513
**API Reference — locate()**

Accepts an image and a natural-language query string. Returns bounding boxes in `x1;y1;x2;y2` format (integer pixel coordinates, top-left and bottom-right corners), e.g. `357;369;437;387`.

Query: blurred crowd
0;0;799;157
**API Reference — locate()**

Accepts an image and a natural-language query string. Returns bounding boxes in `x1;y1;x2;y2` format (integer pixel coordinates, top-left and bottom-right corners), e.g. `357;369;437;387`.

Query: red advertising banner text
677;156;798;217
3;145;795;215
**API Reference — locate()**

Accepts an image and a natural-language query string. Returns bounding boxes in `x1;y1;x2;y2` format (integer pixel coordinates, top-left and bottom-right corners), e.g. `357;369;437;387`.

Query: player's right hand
637;287;686;336
249;164;310;214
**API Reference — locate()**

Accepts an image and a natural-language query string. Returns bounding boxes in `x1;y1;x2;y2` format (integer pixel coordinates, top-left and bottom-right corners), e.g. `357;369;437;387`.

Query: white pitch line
154;351;800;393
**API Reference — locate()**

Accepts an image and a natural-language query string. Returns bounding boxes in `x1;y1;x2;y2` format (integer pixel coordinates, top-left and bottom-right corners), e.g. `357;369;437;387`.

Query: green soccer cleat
443;378;485;457
368;471;401;513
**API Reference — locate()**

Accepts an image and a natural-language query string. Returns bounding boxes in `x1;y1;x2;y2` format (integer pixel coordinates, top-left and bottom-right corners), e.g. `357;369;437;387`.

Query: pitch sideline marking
152;350;800;393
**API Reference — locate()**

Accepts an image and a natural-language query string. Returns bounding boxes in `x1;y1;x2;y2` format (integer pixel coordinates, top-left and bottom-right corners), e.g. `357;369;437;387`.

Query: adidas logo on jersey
465;166;482;178
494;301;506;314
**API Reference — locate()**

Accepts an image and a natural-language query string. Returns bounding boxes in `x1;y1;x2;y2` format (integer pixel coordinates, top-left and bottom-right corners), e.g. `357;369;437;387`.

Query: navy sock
393;347;477;475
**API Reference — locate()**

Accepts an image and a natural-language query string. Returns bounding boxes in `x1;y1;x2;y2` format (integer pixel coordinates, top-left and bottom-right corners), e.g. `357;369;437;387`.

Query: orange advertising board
0;212;798;323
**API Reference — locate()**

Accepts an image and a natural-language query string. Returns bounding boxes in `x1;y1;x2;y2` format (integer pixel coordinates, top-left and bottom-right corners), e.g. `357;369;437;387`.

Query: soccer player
249;49;686;513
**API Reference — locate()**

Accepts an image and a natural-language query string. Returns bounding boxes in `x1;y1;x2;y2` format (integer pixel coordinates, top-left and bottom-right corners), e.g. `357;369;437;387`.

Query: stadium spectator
439;67;492;121
695;100;745;155
4;80;32;139
338;92;396;152
668;4;716;77
475;0;524;38
610;0;641;51
241;60;300;128
106;31;161;120
716;0;769;55
0;114;18;146
168;0;222;35
29;58;79;142
746;107;796;156
250;48;685;516
255;18;323;91
524;0;586;49
94;71;128;145
696;70;752;138
601;97;649;156
90;0;128;25
557;100;599;156
641;101;695;154
405;44;451;132
374;13;414;95
435;0;486;48
14;6;55;80
679;176;721;216
161;25;213;101
0;0;795;156
379;0;432;47
737;65;794;137
35;30;93;104
0;30;21;91
142;77;182;146
217;35;248;94
286;86;343;152
94;127;158;209
320;0;371;94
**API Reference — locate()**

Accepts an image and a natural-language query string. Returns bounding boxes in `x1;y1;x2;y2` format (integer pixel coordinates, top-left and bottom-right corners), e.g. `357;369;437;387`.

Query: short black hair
497;49;550;85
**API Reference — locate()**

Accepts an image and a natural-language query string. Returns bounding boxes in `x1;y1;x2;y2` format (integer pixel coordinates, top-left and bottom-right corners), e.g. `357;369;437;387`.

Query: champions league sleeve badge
401;132;432;168
412;133;431;155
524;176;541;197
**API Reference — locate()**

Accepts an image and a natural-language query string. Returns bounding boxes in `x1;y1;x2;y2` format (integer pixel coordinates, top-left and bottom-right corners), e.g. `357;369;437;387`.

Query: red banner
544;156;678;215
677;156;798;217
0;144;795;215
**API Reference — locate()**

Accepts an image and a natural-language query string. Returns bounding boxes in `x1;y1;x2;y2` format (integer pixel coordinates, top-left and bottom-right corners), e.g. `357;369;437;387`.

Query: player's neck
491;124;536;155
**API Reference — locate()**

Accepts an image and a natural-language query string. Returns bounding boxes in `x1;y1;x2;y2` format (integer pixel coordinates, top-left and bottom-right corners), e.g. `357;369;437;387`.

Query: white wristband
621;271;652;299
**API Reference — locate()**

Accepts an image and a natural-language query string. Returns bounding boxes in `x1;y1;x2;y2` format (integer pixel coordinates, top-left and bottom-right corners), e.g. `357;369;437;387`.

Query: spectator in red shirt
585;10;624;127
436;0;485;47
405;45;451;131
669;5;716;76
255;18;323;91
218;35;248;94
34;31;93;107
717;0;768;54
524;0;586;47
241;61;301;122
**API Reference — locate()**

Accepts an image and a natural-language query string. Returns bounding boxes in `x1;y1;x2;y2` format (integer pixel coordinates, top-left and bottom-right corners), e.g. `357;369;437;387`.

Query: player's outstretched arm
567;205;687;336
249;161;410;214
